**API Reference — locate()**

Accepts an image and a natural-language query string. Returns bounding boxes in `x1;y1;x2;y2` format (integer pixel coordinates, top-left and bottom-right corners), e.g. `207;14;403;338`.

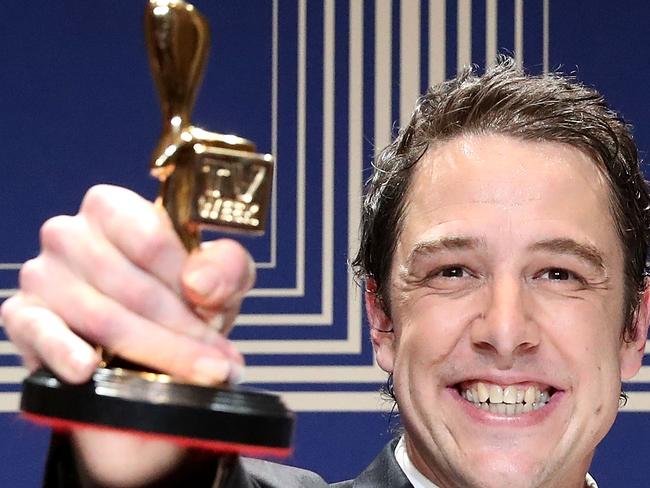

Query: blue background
2;1;650;486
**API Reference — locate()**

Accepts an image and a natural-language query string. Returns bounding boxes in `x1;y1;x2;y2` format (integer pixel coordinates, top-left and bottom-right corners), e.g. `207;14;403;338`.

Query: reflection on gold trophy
145;0;273;248
21;2;293;482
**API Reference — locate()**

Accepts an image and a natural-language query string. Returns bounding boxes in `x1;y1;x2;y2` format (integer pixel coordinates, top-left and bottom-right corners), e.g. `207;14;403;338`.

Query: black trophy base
21;368;294;457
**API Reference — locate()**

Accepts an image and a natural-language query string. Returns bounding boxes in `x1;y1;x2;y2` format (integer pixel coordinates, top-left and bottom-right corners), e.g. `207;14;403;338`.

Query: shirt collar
394;436;441;488
393;436;598;488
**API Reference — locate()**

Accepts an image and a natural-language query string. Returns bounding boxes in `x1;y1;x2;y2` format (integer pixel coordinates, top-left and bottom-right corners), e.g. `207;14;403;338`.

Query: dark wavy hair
352;57;650;347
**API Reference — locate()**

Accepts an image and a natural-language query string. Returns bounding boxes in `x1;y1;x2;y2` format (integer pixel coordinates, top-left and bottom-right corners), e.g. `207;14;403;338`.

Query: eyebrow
405;236;486;270
404;236;606;272
528;238;605;271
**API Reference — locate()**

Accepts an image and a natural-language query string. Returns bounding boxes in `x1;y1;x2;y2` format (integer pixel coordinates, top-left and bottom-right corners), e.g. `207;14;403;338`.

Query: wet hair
352;56;650;342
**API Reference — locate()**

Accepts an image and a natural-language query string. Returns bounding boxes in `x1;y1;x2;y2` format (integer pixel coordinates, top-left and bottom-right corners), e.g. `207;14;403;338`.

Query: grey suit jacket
225;438;413;488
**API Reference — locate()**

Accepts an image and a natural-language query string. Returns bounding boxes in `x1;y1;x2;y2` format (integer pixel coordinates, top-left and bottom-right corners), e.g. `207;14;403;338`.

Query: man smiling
352;57;650;487
3;57;649;487
363;136;639;488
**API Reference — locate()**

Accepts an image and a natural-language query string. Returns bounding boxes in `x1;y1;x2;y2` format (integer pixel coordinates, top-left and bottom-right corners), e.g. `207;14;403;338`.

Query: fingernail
69;347;96;371
67;348;98;381
186;269;220;298
228;363;245;385
192;357;231;385
206;314;224;332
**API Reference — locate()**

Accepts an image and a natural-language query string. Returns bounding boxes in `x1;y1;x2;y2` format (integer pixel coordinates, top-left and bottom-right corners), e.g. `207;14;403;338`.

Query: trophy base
21;368;293;457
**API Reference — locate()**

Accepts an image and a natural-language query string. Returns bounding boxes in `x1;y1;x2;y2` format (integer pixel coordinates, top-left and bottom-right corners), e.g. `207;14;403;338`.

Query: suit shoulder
330;481;353;487
241;457;330;487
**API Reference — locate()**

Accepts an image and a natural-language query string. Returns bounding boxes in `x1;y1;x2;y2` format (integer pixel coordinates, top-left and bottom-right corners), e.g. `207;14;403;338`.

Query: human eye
535;267;586;287
541;268;572;281
437;266;470;279
420;265;479;294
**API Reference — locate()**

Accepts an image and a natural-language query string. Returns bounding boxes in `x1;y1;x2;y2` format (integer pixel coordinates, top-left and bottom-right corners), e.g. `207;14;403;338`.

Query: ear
365;279;396;374
620;286;650;380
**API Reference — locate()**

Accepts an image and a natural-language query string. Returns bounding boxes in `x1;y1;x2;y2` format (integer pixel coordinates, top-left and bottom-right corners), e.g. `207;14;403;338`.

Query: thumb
181;238;256;325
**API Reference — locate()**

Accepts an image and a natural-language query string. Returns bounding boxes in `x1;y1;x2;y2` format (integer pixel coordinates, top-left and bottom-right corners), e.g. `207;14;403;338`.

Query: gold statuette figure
145;0;273;247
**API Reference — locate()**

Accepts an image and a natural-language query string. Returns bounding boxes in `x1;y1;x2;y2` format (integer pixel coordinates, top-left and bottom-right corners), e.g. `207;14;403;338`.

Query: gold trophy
21;0;294;476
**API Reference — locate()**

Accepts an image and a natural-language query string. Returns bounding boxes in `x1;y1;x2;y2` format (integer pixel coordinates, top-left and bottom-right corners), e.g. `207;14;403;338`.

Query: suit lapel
351;439;413;488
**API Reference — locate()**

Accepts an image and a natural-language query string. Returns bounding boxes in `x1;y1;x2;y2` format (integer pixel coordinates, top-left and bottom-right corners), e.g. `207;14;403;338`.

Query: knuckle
122;279;161;318
80;184;116;216
40;215;75;254
18;258;45;291
2;298;36;344
0;295;19;331
129;222;171;268
81;302;115;345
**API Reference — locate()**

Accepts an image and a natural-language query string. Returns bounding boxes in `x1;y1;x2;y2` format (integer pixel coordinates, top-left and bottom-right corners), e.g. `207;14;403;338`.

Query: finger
39;214;215;343
182;239;255;333
79;185;187;293
20;255;243;384
1;293;99;383
1;294;42;372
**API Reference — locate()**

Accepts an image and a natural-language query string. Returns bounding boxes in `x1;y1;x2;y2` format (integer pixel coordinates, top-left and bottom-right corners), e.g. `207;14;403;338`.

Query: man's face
368;134;648;488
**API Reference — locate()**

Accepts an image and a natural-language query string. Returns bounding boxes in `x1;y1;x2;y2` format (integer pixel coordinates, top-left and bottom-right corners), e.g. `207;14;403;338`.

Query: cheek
553;312;617;359
393;294;479;367
534;295;624;405
573;337;622;401
531;286;623;351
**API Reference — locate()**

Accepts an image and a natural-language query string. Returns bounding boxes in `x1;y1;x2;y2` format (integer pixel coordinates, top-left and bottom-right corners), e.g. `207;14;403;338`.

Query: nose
470;275;540;367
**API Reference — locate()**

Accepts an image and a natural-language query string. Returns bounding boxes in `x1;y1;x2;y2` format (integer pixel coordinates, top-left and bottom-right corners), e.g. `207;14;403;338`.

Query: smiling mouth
456;382;558;416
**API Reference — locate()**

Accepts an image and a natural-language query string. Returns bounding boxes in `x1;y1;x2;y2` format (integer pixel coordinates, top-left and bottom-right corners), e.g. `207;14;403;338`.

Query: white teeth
461;381;553;416
503;385;517;404
489;384;503;403
524;386;536;404
477;382;489;402
516;389;525;403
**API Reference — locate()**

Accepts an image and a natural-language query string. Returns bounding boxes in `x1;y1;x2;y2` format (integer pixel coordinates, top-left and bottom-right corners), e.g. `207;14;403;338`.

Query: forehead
411;134;606;201
399;134;618;253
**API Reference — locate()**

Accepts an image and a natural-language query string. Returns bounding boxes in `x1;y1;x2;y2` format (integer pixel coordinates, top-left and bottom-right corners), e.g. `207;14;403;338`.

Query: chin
467;453;548;488
417;436;560;488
